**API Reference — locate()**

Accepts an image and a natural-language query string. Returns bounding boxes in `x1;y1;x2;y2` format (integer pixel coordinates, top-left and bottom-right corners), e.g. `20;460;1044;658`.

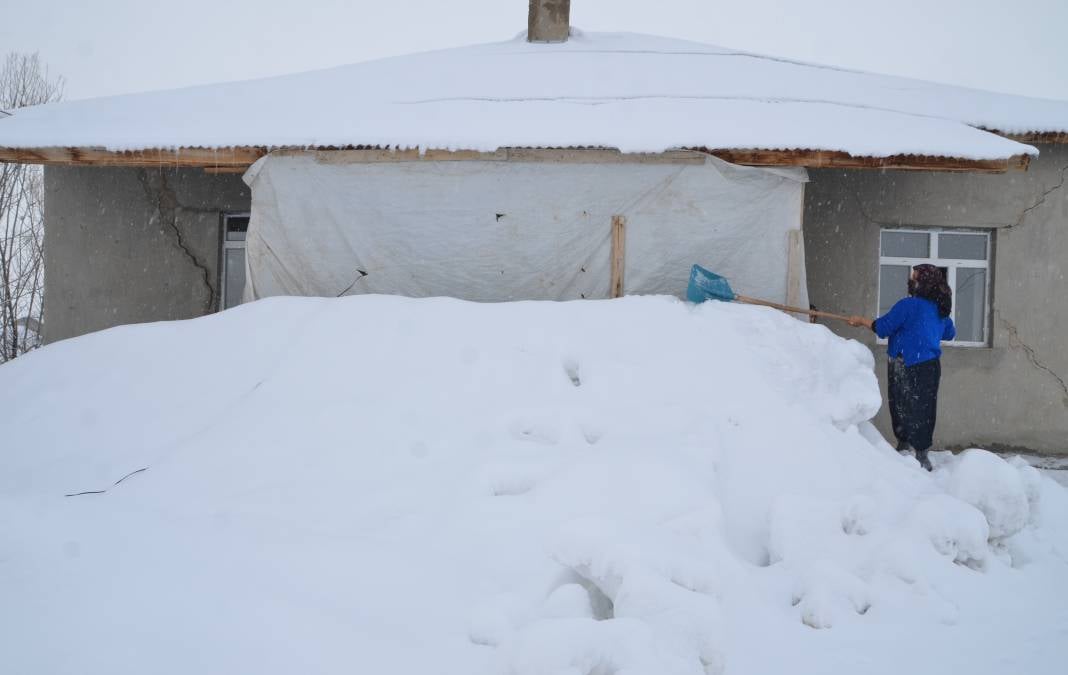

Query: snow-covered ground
1019;455;1068;487
0;296;1065;675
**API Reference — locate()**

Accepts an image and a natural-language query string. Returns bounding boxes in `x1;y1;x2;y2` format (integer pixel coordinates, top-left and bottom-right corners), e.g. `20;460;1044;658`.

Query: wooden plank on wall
786;229;806;314
610;215;626;298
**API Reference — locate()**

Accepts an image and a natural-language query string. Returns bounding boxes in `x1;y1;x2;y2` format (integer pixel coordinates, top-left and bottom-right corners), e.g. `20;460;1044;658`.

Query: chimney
527;0;571;43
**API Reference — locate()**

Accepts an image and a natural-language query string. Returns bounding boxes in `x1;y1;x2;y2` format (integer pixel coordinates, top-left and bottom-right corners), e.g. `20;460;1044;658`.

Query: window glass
939;233;986;260
881;231;929;258
878;228;991;346
225;248;246;309
226;216;250;241
879;264;911;316
955;267;986;342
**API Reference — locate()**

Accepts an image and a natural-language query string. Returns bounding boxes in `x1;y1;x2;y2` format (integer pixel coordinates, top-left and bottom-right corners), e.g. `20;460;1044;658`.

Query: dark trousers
887;357;941;452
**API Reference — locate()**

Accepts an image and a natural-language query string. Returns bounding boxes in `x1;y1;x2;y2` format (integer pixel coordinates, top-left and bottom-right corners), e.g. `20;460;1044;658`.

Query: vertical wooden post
610;215;626;298
786;229;806;314
785;180;808;316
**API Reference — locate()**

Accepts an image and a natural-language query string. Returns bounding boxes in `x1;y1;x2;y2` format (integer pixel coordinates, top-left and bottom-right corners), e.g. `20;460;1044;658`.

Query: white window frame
877;228;992;348
219;212;250;310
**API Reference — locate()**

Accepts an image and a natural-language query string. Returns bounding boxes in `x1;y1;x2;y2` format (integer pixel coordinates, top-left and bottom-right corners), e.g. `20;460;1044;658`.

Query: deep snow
0;31;1057;160
0;296;1066;675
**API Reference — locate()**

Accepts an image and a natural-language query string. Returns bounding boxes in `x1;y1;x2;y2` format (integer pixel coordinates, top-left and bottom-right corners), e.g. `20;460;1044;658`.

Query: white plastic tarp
242;151;808;306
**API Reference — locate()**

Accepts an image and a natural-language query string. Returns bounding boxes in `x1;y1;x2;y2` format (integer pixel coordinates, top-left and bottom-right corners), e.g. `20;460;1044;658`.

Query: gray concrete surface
804;144;1068;455
42;166;249;342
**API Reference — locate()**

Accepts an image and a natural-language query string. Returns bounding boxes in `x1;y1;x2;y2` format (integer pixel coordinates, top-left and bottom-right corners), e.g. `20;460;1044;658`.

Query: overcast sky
2;0;1066;103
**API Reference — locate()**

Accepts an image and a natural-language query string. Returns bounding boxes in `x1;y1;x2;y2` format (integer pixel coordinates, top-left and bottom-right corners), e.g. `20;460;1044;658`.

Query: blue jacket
874;296;956;366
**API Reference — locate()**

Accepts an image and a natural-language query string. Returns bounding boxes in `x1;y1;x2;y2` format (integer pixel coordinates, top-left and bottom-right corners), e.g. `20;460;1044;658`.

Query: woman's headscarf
909;263;953;318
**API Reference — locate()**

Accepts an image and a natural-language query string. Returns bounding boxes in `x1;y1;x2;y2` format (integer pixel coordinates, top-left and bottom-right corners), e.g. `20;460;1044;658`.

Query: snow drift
1;296;1066;675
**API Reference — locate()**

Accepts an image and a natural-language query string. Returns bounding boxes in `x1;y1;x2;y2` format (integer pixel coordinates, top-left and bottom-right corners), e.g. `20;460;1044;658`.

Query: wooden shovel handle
734;294;856;324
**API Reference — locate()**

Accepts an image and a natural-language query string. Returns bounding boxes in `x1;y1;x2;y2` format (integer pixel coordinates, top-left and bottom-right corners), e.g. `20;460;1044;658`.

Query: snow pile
0;31;1058;159
1;296;1066;675
945;449;1033;540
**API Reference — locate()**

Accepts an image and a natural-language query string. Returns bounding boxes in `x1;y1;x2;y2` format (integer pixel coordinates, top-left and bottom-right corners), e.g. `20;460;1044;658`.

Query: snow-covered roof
1;31;1066;161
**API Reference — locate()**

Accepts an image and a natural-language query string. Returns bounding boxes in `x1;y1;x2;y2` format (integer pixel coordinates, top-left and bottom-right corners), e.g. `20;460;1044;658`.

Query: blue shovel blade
686;264;737;303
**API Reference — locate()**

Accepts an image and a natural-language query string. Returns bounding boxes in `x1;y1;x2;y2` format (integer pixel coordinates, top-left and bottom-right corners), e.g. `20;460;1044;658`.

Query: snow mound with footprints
1;295;1065;675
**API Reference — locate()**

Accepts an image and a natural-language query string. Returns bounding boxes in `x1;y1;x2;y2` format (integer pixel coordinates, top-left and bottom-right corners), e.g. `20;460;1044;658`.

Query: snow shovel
686;264;856;324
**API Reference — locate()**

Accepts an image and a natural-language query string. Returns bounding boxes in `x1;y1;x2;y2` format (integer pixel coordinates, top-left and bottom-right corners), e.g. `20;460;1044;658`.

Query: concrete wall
43;166;250;342
804;144;1068;454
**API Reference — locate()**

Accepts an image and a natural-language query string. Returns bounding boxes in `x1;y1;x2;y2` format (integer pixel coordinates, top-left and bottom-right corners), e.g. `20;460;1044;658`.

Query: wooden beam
610;215;626;299
0;146;267;167
983;130;1068;145
306;147;705;164
299;148;509;164
695;148;1030;173
0;144;1032;173
505;148;705;165
202;166;249;174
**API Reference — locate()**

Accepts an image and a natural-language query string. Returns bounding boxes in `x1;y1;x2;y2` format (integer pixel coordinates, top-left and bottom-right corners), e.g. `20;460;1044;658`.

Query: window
878;229;991;346
220;213;250;310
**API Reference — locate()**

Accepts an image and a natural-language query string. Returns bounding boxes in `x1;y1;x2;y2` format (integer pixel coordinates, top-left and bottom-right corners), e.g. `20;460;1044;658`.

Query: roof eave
987;130;1068;145
0;145;1033;174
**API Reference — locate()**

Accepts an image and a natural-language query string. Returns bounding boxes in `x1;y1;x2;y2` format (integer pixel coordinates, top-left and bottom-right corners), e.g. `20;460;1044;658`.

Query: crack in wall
850;189;897;228
997;312;1068;405
845;165;1067;233
138;169;216;312
1002;163;1068;230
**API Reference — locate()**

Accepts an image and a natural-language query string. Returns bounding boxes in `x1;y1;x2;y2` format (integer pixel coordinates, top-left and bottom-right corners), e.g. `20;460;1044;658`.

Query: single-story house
1;3;1066;454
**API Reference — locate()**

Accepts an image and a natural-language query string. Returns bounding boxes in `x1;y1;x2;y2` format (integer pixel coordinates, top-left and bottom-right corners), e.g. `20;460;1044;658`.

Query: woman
849;264;955;471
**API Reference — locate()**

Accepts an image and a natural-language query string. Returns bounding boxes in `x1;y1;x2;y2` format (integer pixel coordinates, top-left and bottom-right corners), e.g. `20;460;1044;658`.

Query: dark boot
915;448;933;472
895;440;912;455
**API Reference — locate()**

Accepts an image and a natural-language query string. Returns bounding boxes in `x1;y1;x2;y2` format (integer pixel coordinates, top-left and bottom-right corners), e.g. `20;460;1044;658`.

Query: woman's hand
847;315;873;329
